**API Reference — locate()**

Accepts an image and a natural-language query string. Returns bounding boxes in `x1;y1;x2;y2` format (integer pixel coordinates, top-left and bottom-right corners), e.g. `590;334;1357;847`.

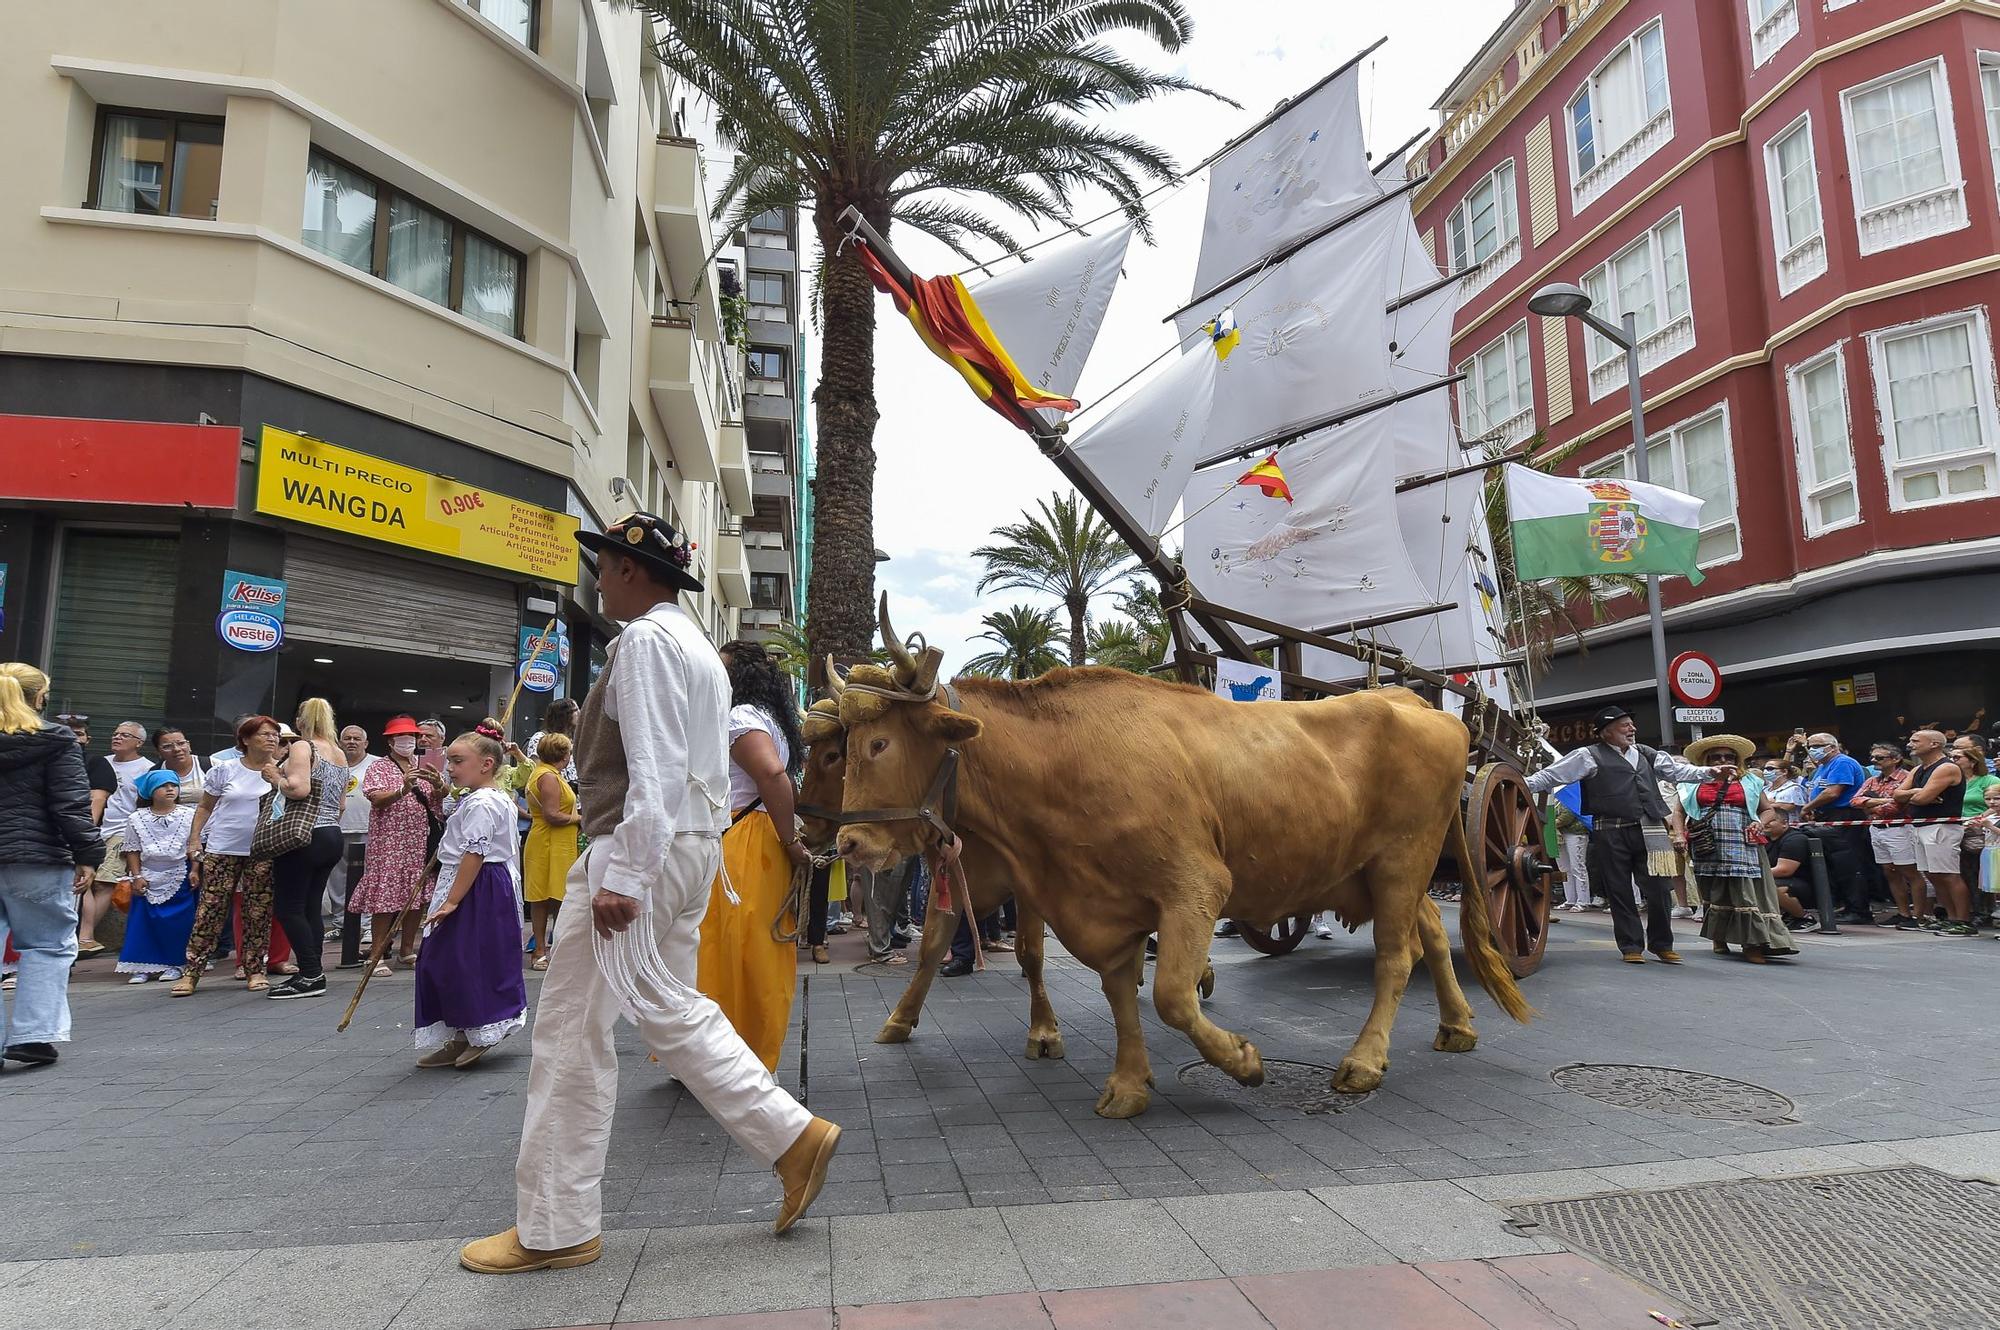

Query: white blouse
726;704;790;813
435;786;519;888
123;806;196;903
200;758;273;857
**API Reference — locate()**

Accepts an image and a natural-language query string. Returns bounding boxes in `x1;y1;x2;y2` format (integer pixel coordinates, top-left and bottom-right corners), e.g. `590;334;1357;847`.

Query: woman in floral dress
347;715;442;975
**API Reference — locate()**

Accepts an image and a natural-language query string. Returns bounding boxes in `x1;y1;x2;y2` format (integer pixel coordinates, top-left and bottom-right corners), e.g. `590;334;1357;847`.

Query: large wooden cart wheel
1465;760;1552;978
1234;915;1313;956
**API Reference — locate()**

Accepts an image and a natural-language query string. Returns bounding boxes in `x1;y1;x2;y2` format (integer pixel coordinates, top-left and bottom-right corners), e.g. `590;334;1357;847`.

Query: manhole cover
1513;1167;2000;1330
1176;1059;1372;1115
852;960;913;978
1551;1063;1795;1123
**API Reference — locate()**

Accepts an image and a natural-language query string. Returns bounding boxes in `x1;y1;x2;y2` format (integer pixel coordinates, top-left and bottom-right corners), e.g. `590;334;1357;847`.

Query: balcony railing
1857;181;1968;256
1425;0;1610;172
1572;109;1673;212
1587;312;1694;402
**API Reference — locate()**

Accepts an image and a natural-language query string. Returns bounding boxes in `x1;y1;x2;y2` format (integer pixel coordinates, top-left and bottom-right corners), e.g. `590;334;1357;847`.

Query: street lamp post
1527;283;1674;750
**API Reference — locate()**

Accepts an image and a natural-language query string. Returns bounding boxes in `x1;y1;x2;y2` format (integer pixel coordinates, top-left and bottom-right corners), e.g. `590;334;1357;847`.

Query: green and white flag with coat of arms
1503;463;1705;585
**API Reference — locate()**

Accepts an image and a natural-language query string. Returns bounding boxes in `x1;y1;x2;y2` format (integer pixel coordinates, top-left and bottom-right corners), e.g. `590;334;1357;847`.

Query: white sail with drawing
967;222;1134;428
1180;411;1430;627
1173;203;1401;453
1192;64;1380;296
1067;343;1216;541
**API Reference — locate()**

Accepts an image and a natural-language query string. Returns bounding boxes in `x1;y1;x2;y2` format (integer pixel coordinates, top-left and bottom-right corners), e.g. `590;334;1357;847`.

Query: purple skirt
413;862;528;1050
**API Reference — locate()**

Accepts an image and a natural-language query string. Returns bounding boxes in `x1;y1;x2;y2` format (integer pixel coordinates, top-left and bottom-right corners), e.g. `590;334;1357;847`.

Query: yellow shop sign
256;426;578;582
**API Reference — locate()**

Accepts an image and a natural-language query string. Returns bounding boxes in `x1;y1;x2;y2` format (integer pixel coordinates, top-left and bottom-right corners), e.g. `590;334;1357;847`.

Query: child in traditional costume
413;725;527;1069
117;769;197;983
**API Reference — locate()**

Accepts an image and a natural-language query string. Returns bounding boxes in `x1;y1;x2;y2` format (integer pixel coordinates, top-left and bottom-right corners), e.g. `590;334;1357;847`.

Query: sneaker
1314;923;1335;939
1893;913;1922;931
268;974;328;1000
1670;906;1694;920
1943;922;1980;938
127;973;154;985
1214;921;1239;938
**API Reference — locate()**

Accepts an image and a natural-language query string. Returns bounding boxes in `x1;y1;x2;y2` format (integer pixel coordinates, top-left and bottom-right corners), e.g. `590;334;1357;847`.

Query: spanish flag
1236;453;1293;503
854;243;1078;432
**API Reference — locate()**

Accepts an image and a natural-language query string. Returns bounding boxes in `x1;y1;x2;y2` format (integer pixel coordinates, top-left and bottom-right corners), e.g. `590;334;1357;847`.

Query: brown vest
574;637;626;839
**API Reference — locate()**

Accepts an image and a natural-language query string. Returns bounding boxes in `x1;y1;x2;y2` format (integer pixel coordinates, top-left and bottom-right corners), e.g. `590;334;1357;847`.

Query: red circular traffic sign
1669;651;1722;706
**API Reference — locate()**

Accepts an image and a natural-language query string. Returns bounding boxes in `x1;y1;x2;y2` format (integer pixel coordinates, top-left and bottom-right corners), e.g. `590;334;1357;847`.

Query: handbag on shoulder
251;775;319;859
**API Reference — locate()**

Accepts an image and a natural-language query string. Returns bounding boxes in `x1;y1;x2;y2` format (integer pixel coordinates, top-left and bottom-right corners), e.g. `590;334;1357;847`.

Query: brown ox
797;699;1070;1062
830;601;1531;1117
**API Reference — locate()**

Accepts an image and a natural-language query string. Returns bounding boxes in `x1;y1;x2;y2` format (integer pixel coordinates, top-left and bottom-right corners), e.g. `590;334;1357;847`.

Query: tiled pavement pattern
5;908;2000;1325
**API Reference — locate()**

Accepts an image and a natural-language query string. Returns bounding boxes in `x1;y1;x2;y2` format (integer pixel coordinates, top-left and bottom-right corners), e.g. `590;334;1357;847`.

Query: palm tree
1484;439;1642;677
640;1;1211;676
1086;618;1156;674
962;604;1064;680
1112;574;1170;661
973;491;1137;665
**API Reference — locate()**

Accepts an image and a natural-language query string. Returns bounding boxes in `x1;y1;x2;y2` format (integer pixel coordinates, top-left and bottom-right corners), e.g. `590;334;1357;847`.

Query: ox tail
1447;804;1536;1025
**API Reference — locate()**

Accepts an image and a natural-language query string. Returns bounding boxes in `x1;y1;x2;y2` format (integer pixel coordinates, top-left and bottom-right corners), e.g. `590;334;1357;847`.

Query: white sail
1172;203;1402;455
1067;344;1216;540
1182;411;1430;628
1192;65;1381;297
969;223;1134;426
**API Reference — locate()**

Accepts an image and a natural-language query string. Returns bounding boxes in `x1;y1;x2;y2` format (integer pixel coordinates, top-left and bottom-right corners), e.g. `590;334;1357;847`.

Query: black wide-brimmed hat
576;511;702;594
1593;704;1633;732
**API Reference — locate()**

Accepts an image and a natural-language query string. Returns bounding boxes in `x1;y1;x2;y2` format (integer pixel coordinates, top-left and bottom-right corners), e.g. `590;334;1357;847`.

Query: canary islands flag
853;243;1079;431
1504;463;1705;585
1236;453;1293;503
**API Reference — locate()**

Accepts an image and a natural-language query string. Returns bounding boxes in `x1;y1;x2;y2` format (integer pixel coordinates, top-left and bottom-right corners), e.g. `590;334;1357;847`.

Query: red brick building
1412;0;2000;751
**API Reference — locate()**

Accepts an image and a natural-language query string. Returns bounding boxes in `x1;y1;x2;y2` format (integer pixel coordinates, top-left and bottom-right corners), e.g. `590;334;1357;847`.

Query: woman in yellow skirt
520;732;580;971
699;642;810;1071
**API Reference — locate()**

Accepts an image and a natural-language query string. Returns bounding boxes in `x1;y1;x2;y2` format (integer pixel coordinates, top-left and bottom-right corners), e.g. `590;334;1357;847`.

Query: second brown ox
824;600;1532;1117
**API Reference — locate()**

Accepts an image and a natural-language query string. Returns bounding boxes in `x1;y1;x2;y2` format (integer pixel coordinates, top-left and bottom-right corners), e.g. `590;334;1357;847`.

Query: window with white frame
1868;311;2000;508
1579;211;1692;397
1457;322;1533;440
1787;348;1859;534
1749;0;1799;69
1841;59;1966;253
1583;409;1739;566
1448;161;1518;275
1764;115;1825;293
1567;19;1671;201
1981;55;1999;203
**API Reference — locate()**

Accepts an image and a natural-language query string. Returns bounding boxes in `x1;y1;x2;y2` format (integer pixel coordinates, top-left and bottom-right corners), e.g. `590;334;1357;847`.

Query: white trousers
514;835;812;1249
1559;833;1592;905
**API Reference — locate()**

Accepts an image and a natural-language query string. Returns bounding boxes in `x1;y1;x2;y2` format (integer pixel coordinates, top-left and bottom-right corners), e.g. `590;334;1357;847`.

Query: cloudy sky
836;2;1508;669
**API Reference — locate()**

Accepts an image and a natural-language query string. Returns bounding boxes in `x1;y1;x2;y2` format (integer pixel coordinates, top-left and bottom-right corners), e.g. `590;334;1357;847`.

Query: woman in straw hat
1675;735;1798;963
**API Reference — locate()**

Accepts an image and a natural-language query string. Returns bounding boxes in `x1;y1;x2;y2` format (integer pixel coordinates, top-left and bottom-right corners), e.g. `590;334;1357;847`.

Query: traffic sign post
1668;652;1723;740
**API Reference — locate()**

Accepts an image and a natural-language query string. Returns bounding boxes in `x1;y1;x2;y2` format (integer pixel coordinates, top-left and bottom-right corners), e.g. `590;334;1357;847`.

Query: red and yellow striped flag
1236;453;1293;503
854;243;1079;432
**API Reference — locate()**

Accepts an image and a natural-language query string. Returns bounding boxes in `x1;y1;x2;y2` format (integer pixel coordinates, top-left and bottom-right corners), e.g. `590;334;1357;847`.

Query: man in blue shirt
1800;732;1874;923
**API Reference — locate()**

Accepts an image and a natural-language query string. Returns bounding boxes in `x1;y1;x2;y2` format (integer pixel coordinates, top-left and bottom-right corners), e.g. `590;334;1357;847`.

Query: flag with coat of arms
1503;463;1706;585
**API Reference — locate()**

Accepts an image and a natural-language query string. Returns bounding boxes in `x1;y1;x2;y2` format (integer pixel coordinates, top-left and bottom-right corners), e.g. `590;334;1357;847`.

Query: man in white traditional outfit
461;512;839;1275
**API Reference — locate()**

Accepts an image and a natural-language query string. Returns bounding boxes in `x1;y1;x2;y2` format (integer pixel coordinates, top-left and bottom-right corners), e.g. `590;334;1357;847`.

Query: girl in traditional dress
349;714;443;975
698;642;810;1072
413;726;527;1068
521;732;579;970
117;770;197;983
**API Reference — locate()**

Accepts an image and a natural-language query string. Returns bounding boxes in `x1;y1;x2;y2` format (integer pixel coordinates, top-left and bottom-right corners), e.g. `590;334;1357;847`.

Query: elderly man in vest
461;512;839;1275
1527;705;1710;964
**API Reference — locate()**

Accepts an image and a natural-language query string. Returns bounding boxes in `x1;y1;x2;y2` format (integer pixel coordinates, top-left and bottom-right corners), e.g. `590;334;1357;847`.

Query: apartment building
0;0;762;748
1414;0;2000;749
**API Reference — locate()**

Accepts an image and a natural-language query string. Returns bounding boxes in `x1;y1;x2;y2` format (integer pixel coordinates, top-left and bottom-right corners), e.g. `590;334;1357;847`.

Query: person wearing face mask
1797;732;1875;925
347;714;444;973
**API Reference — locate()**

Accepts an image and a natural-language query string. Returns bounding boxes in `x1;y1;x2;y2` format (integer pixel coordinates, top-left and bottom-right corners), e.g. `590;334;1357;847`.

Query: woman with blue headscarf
117;768;197;983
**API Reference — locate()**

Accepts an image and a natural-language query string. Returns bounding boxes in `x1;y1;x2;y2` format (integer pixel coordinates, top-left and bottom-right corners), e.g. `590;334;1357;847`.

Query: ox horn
824;655;847;699
878;592;919;683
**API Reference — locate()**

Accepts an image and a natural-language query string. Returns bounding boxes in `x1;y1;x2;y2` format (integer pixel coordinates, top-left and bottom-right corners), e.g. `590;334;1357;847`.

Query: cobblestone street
6;907;2000;1326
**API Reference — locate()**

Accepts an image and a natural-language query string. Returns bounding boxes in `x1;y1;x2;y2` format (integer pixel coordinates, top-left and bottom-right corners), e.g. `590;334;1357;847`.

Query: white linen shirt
1527;743;1709;796
596;601;731;899
199;757;272;856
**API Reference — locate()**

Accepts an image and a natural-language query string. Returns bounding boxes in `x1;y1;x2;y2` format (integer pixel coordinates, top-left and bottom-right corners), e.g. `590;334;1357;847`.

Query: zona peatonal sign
217;569;286;652
254;425;579;582
1668;650;1722;707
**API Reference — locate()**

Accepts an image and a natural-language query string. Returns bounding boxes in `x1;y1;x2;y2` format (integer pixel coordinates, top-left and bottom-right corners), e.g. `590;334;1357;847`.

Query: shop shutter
47;530;178;732
283;535;517;665
1525;116;1559;247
